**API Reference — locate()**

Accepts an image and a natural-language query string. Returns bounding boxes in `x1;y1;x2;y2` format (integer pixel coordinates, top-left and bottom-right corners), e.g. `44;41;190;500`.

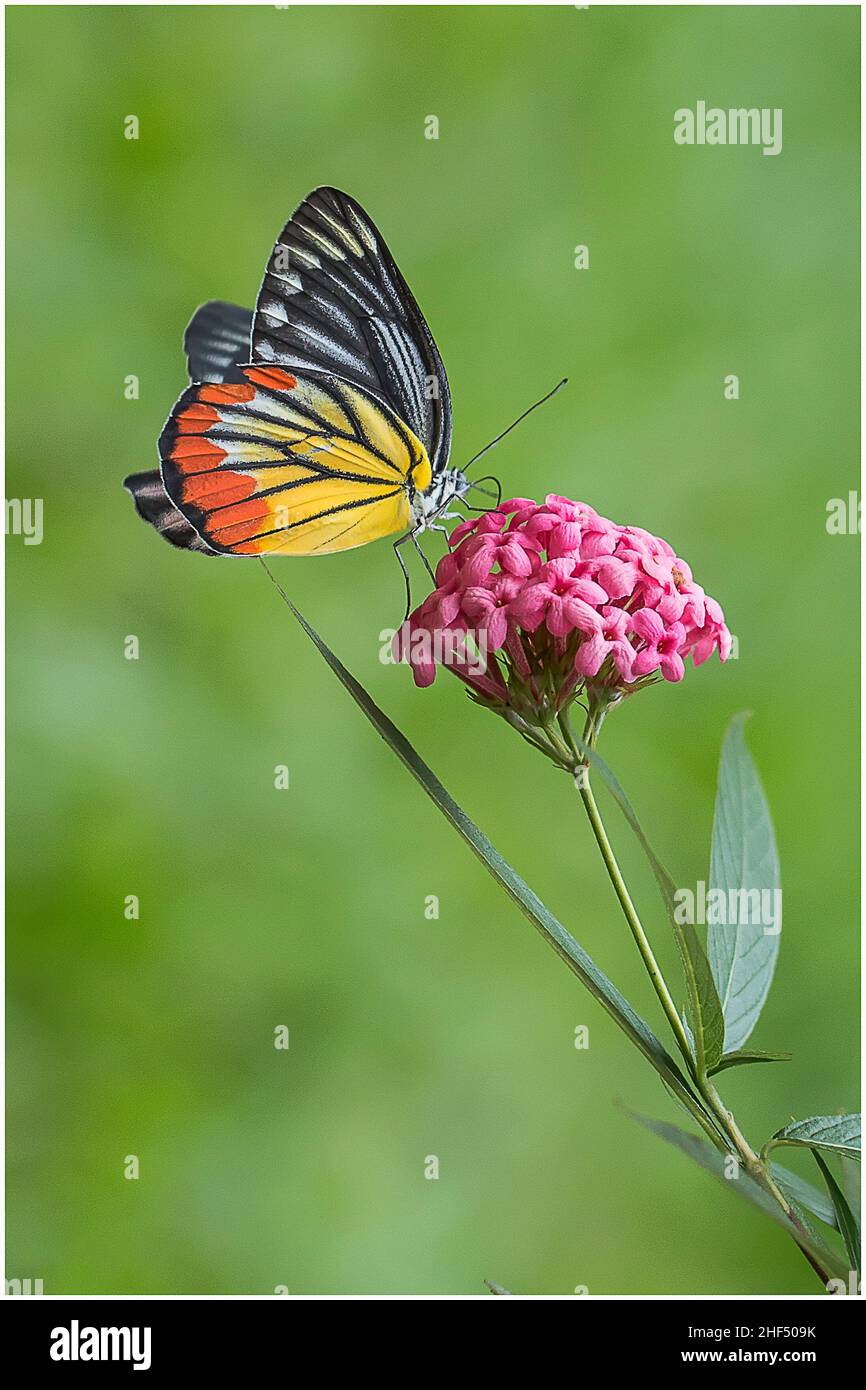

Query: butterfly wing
252;186;452;476
157;365;432;556
184;301;253;383
124;301;255;544
123;469;217;553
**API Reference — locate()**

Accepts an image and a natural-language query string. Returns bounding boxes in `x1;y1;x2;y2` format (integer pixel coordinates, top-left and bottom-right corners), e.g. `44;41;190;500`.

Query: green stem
566;709;831;1287
505;714;568;768
698;1078;832;1285
579;773;697;1072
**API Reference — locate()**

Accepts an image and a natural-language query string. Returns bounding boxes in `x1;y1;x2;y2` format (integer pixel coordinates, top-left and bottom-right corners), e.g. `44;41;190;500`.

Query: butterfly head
412;467;471;528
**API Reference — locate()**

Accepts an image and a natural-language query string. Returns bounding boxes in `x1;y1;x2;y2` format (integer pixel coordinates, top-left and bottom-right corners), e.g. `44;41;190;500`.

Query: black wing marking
184;301;253;383
123;470;217;554
251;186;452;474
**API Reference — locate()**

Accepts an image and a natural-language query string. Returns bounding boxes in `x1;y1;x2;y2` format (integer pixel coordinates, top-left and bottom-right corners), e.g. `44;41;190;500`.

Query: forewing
252;186;452;473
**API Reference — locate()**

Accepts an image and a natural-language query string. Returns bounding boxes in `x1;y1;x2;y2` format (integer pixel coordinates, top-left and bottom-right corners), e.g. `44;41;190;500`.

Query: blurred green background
6;5;859;1295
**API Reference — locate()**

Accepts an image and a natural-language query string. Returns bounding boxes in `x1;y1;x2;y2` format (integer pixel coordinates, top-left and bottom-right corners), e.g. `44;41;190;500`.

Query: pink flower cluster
398;494;731;706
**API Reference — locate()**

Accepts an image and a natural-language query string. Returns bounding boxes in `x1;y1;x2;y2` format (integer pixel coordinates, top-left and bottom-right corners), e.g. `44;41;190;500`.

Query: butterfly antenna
466;474;503;511
464;378;568;473
467;480;497;500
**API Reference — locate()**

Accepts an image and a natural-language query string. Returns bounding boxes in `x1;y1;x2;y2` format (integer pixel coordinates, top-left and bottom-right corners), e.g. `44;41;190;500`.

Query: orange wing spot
170;436;228;472
198;383;257;406
176;402;219;434
207;499;276;542
245;367;297;392
181;469;255;507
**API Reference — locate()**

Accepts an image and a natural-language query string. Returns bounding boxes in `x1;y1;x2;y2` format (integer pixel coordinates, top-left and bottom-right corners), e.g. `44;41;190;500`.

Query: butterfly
124;186;471;603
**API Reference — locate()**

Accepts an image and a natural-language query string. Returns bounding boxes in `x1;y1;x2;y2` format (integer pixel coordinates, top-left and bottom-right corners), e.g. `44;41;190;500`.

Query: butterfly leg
393;532;415;625
425;520;457;551
410;528;437;586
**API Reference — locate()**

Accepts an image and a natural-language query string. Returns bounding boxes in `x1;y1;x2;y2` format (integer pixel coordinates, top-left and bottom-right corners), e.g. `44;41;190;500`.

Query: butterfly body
411;465;470;527
125;187;461;564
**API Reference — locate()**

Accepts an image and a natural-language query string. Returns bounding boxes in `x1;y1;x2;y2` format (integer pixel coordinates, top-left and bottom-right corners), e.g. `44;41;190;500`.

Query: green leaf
263;572;704;1120
841;1156;861;1226
813;1152;860;1275
770;1163;837;1228
765;1115;861;1164
708;714;781;1052
573;736;725;1075
627;1110;849;1281
709;1048;791;1075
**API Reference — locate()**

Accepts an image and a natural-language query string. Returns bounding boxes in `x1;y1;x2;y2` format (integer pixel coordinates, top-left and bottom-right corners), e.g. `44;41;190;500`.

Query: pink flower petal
437;591;462;626
595;557;640;600
609;640;636;682
632;647;661;678
411;662;437;687
657;590;687;624
640;548;675;583
448;517;478;546
541;557;576;586
600;605;630;639
461;585;496;620
500;496;536;513
563;597;604;636
545;493;580;521
548;521;582;559
499;539;537;577
580;528;617;560
545;596;573;637
461;543;498;585
574;632;608;677
487;607;509;651
691;632;716;666
569;576;609;607
718;626;733;661
660;650;685;682
476;511;507;535
630;608;665;644
435;551;460;585
508;585;548;630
